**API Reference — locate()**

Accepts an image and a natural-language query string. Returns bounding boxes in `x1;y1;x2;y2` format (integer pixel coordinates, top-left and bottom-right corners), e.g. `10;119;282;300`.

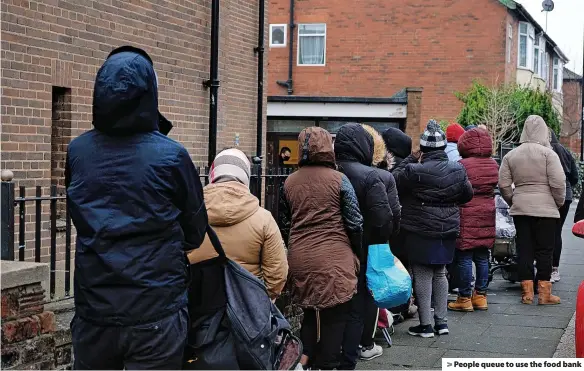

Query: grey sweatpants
412;264;448;326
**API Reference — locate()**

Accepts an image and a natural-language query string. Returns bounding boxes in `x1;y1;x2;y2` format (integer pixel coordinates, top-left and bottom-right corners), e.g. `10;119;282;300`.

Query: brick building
561;68;583;156
1;1;267;279
266;0;568;163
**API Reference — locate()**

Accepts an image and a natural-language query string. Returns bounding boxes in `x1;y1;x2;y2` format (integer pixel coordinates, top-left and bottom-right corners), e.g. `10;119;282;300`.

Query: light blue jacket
445;142;461;162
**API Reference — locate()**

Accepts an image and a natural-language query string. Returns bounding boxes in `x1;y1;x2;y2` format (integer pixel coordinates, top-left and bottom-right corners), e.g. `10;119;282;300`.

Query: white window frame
518;22;535;71
507;24;513;63
269;24;287;48
533;36;541;76
297;23;327;67
552;57;563;92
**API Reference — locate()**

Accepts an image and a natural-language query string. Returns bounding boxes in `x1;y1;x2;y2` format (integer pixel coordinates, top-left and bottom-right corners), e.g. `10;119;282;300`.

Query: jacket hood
92;50;160;135
298;127;336;168
519;115;551;148
204;182;259;227
458;128;493;158
361;124;387;166
382;127;412;160
335;123;374;165
550;130;559;144
549;129;574;176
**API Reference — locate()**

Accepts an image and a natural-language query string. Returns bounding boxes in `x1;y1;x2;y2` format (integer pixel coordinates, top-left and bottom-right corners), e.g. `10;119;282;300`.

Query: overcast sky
518;0;583;75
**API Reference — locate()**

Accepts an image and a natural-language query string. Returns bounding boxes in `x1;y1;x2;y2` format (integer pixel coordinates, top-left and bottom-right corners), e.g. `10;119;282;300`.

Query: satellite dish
542;0;554;12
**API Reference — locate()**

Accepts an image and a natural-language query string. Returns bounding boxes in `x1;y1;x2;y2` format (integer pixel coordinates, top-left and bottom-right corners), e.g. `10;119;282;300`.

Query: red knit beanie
446;123;465;143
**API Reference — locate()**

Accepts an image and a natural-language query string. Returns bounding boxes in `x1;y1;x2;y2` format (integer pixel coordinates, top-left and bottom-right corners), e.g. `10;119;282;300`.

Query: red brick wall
1;0;266;269
268;0;510;128
561;79;583;155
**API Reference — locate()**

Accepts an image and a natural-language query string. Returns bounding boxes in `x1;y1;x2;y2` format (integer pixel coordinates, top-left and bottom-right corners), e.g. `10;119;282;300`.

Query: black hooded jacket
66;48;208;326
392;151;473;239
335;124;393;263
550;131;579;201
382;127;412;171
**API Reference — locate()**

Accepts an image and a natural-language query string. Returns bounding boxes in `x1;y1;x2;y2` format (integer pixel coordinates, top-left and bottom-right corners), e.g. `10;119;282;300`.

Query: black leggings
514;216;556;282
301;301;350;370
553;201;572;267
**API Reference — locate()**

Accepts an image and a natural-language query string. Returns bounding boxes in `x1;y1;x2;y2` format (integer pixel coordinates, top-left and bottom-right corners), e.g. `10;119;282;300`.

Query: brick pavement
358;204;583;370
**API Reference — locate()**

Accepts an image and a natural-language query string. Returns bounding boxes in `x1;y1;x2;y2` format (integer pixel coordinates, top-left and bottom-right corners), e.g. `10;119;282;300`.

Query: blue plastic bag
366;244;412;309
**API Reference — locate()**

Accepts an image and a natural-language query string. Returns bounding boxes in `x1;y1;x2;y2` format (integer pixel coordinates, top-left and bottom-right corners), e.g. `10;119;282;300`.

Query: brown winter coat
498;115;566;219
187;181;288;300
282;127;360;310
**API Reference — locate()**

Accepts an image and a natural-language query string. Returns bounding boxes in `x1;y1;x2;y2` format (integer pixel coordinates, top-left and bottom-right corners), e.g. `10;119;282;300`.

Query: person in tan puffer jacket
187;148;288;301
498;115;566;306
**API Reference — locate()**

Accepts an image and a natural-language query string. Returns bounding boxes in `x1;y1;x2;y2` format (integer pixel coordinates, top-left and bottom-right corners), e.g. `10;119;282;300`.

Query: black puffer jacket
382;127;412;171
335;124;393;262
376;169;401;236
392;151;473;239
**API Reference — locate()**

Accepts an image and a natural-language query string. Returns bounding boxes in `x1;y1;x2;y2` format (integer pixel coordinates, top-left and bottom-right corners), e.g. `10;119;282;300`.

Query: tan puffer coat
498;115;566;218
187;181;288;300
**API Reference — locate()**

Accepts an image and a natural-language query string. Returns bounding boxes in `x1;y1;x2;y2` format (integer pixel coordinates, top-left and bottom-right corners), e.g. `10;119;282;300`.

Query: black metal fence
0;166;294;301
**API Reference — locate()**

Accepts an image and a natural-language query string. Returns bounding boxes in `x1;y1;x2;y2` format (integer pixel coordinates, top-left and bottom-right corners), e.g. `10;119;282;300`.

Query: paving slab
356;345;446;369
482;324;564;341
433;334;558;356
459;312;571;328
503;304;576;318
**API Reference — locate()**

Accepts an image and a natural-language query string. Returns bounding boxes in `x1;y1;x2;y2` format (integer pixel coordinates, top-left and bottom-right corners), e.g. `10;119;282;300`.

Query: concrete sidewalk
358;205;582;370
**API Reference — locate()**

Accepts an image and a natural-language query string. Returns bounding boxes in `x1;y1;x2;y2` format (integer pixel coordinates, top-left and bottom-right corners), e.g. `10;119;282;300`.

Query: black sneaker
434;323;449;335
408;324;435;338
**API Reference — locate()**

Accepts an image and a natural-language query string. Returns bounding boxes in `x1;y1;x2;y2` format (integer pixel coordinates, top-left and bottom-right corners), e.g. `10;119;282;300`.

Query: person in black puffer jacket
393;120;473;339
335;123;393;369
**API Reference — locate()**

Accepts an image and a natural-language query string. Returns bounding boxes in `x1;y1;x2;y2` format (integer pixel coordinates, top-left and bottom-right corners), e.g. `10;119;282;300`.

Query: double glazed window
518;22;534;69
297;23;326;66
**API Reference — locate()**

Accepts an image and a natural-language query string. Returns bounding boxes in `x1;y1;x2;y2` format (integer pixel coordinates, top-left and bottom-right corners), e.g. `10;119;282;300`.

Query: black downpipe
255;0;265;158
205;0;220;166
276;0;294;94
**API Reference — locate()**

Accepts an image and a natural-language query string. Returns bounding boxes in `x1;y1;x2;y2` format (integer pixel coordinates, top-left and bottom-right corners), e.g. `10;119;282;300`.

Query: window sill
270;44;287;48
517;66;535;73
297;64;326;67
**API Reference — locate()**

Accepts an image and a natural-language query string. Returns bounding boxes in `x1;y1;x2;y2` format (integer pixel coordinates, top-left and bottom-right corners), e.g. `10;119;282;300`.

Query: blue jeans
455;248;489;297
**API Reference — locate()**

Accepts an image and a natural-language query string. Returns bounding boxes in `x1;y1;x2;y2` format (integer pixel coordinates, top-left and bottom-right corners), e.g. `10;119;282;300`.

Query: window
507;24;513;63
553;57;563;91
518;22;535;70
533;37;540;75
297;23;326;66
269;24;287;47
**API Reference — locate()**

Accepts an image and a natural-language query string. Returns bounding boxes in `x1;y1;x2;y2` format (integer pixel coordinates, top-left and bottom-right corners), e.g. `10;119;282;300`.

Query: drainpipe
255;0;265;158
276;0;294;94
204;0;220;166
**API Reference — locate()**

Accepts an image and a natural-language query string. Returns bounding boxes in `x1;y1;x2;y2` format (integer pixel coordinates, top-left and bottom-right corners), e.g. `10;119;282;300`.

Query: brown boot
520;280;534;304
448;296;474;312
538;281;561;305
471;291;488;310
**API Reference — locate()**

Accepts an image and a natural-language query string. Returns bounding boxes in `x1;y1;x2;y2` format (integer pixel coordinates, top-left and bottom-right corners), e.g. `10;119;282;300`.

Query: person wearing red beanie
445;124;465;161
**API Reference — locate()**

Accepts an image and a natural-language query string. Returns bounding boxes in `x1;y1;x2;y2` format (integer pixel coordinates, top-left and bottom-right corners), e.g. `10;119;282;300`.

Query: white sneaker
359;343;383;361
551;269;561;283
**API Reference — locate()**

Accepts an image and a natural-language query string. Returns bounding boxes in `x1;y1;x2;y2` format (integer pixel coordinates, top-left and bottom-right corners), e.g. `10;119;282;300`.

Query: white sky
518;0;583;75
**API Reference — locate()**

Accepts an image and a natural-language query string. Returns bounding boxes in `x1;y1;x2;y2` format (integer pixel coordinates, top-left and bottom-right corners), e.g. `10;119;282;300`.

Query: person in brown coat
187;148;288;301
498;115;566;305
280;127;363;370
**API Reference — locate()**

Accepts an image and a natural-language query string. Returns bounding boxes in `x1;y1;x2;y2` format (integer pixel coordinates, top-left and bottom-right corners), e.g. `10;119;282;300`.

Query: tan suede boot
448;296;474;312
520;280;534;304
471;291;488;311
538;281;561;305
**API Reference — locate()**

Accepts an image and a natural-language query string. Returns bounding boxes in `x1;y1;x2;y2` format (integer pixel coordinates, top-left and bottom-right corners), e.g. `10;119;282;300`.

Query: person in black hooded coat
549;130;579;282
392;120;473;338
66;46;208;369
334;123;393;368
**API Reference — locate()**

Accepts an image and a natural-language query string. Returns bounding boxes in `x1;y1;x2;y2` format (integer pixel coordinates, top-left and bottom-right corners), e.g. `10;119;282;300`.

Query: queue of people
65;46;579;370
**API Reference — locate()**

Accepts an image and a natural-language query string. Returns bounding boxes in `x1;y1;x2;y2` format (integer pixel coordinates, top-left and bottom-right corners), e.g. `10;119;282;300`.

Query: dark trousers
72;308;188;370
514;216;556;282
301;301;350;370
454;248;489;297
553;201;572;267
340;268;378;370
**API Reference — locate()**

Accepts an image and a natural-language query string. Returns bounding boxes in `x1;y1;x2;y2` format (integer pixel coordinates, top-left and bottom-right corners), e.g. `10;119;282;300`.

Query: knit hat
209;148;251;187
446;123;465;143
420;120;447;149
465;124;477;131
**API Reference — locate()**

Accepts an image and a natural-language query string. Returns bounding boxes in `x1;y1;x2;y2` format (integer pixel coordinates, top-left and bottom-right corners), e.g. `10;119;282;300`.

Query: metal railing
0;166;295;301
